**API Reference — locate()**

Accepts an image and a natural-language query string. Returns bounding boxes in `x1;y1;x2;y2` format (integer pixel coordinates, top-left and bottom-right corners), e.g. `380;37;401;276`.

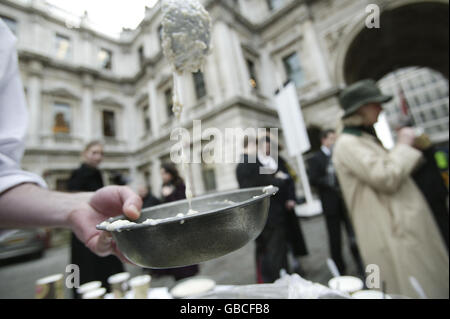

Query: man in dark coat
308;130;364;276
411;138;449;250
277;156;308;275
68;141;124;299
236;135;293;283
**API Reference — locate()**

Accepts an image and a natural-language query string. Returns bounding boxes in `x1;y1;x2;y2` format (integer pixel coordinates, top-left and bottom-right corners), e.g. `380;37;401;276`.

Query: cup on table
107;272;130;299
76;281;102;296
328;276;364;295
82;287;106;299
129;275;151;299
35;274;64;299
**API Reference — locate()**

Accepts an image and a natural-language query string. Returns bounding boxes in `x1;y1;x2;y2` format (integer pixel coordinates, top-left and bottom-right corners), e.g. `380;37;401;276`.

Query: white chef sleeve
0;19;47;194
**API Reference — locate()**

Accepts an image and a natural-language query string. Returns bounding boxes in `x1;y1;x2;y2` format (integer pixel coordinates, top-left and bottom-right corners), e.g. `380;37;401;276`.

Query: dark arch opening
343;1;449;84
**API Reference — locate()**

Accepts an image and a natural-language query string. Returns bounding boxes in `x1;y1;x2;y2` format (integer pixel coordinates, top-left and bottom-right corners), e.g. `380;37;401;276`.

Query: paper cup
35;274;64;299
77;281;102;296
353;290;392;299
107;272;130;299
82;287;106;299
129;275;151;299
328;276;364;295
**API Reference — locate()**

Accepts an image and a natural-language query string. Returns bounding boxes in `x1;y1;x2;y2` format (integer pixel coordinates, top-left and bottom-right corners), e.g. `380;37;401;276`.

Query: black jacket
307;149;342;215
236;154;287;226
412;147;449;250
67;163;104;192
67;163;124;298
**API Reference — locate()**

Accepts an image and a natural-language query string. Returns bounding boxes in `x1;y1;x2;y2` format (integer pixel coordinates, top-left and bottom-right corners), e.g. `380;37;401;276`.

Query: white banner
274;82;311;156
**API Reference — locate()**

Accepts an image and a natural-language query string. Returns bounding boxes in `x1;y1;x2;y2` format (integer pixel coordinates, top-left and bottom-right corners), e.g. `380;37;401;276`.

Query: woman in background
148;163;199;281
68;141;124;298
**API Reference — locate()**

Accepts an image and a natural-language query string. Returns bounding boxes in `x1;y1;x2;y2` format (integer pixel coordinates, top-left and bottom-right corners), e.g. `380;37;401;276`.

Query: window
1;15;17;35
193;71;207;100
165;89;173;118
55;34;71;60
98;48;112;70
246;59;258;90
267;0;285;11
202;163;216;192
283;52;304;87
142;104;151;134
138;46;145;67
102;110;116;138
53;102;71;134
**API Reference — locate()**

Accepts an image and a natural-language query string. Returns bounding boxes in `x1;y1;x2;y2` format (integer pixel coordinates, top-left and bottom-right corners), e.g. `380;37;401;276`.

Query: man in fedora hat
332;79;449;298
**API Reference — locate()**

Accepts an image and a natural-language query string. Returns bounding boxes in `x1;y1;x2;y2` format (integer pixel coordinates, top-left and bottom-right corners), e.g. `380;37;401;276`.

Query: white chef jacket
0;19;47;194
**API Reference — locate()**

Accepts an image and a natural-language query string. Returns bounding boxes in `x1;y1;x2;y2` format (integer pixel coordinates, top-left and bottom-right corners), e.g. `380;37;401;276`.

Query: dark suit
277;157;308;258
308;148;364;275
236;153;288;283
67;163;124;299
412;147;449;251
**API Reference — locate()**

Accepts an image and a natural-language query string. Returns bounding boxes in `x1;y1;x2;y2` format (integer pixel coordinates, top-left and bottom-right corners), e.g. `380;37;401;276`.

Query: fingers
112;241;135;265
85;231;113;257
117;187;143;221
87;231;134;265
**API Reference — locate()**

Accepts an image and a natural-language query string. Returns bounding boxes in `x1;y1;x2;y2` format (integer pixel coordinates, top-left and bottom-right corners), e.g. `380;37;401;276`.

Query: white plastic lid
328;276;364;293
129;275;151;287
36;274;63;285
82;288;106;299
77;281;102;294
107;272;130;284
352;290;392;299
171;277;216;298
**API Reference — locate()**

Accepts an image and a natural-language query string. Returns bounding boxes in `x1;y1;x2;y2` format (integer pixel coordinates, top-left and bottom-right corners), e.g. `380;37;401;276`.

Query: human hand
285;200;296;211
68;186;142;262
413;133;432;150
397;127;416;146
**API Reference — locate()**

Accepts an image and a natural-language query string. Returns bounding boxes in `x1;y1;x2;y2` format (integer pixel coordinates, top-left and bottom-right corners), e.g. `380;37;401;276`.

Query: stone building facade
1;0;448;197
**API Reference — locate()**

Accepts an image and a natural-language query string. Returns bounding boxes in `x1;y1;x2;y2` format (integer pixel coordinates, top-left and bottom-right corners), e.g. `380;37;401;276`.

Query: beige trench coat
333;128;449;299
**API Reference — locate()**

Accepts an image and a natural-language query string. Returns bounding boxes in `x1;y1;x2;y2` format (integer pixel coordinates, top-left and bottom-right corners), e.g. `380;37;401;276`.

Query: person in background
236;135;289;283
67;141;125;299
409;134;449;250
308;129;364;276
332;79;448;298
148;163;199;281
1;19;141;300
138;185;161;209
275;142;309;277
236;136;260;189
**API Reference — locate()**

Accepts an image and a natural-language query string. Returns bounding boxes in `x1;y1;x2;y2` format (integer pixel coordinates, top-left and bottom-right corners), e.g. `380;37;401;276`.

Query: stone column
303;18;332;90
204;52;222;106
128;163;139;191
230;27;251;97
147;77;160;137
259;48;278;100
81;73;94;143
212;21;240;100
80;31;94;68
151;158;162;196
27;60;43;146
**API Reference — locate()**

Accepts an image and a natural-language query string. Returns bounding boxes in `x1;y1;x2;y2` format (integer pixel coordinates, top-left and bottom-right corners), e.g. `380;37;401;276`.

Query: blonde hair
83;140;103;153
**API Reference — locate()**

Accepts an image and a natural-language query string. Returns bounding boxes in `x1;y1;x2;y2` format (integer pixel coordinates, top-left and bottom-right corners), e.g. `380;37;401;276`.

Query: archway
337;0;449;84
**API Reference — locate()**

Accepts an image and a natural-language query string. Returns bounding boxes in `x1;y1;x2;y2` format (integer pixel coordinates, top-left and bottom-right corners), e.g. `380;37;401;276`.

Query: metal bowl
97;186;278;268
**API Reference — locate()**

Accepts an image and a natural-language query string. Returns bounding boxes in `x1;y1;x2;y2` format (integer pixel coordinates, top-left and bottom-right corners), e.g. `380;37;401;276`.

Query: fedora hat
339;79;393;118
